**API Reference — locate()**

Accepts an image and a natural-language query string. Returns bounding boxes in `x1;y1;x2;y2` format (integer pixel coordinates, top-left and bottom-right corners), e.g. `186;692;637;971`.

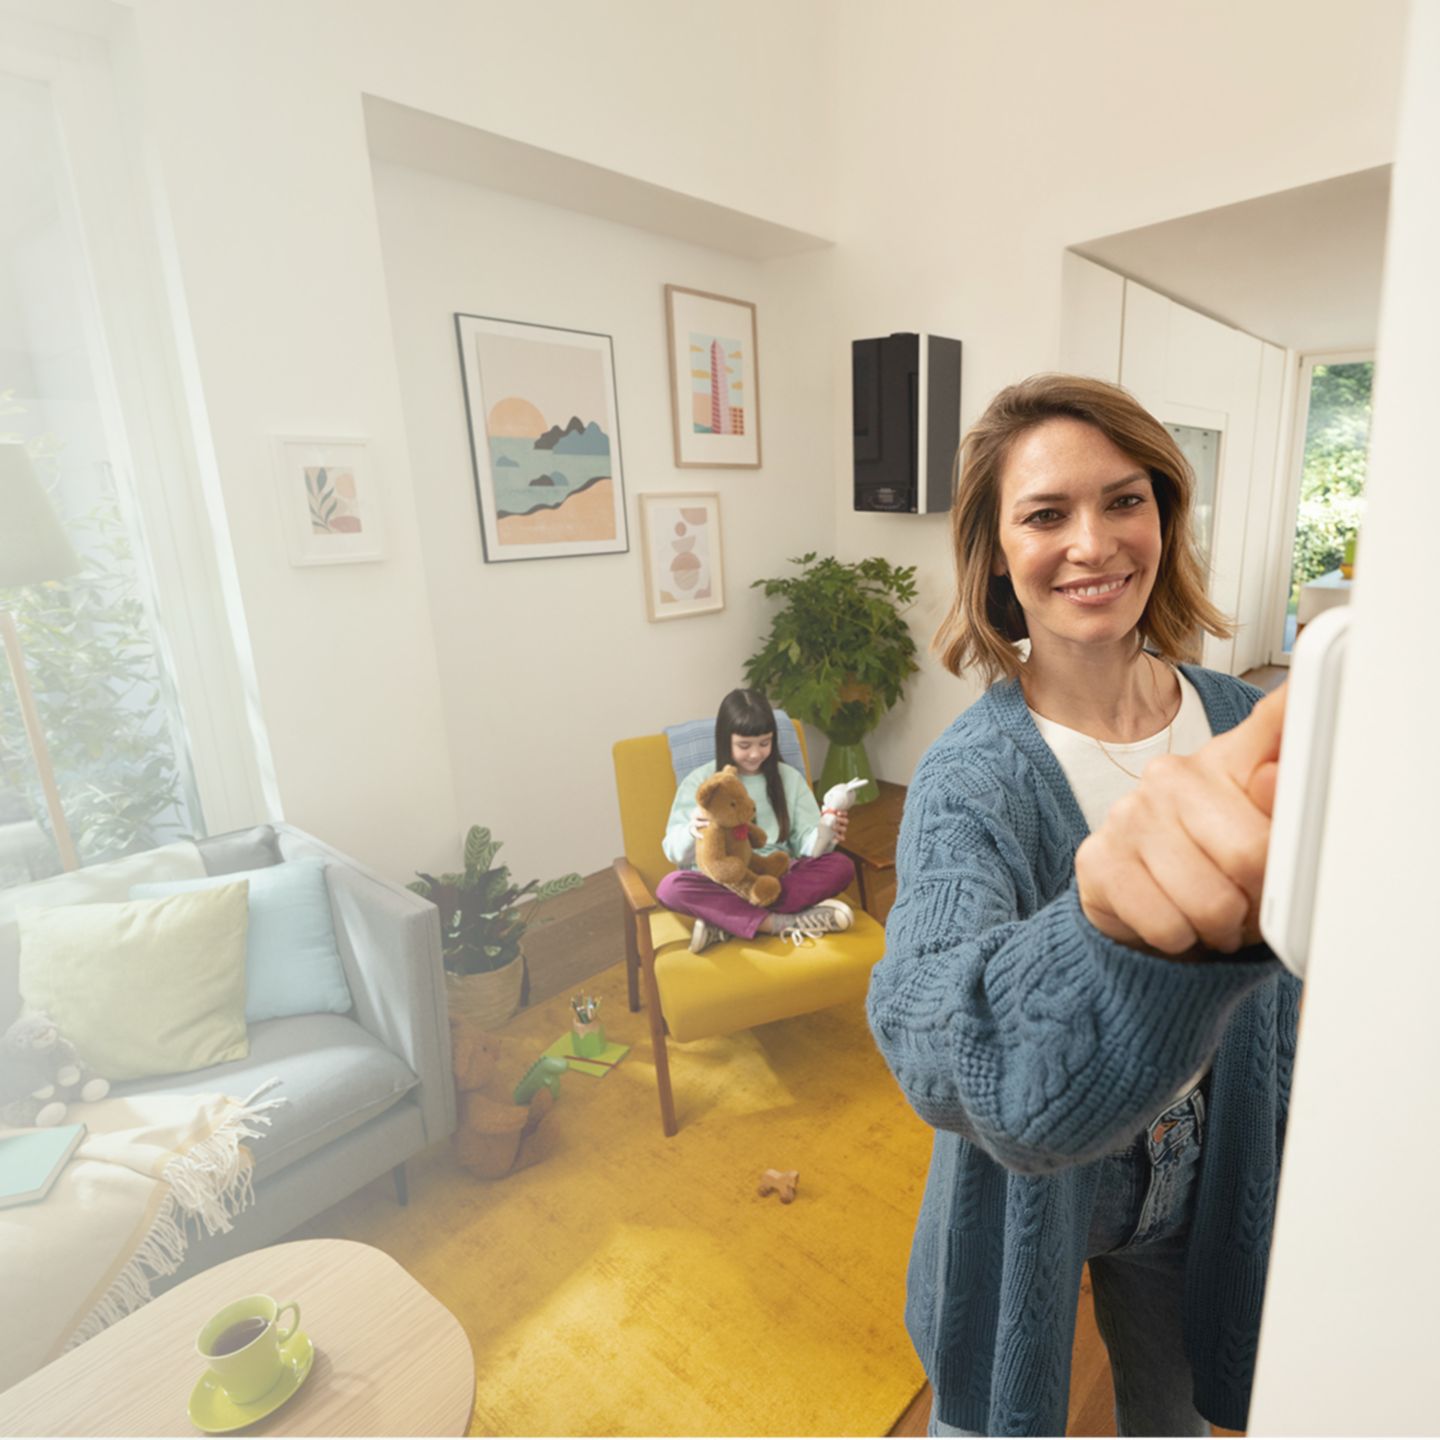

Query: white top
1029;667;1216;1127
1028;668;1213;832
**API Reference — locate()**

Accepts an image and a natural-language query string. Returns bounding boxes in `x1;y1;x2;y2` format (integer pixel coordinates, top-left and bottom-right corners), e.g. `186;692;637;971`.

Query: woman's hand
1075;686;1287;957
688;807;710;840
828;810;851;845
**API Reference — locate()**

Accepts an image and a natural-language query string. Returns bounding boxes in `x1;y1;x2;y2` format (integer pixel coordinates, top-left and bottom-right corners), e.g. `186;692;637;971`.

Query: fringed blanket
0;1083;284;1391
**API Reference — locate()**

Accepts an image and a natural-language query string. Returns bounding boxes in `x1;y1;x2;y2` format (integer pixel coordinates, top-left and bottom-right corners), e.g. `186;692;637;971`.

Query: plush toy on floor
757;1168;800;1204
0;1010;111;1128
694;764;790;906
449;1018;555;1179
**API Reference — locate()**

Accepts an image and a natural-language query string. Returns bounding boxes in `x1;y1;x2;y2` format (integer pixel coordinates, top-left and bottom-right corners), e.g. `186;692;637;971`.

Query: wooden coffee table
0;1238;474;1436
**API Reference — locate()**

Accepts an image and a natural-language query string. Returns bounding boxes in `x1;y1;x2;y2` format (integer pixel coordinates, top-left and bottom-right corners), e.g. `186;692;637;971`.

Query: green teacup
195;1293;301;1404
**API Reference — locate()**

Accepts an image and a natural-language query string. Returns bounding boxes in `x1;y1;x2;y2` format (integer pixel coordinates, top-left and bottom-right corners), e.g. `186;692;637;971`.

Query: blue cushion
664;708;805;785
130;860;352;1023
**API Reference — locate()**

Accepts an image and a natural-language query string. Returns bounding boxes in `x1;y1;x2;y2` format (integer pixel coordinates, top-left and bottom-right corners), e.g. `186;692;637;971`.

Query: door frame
1262;347;1375;666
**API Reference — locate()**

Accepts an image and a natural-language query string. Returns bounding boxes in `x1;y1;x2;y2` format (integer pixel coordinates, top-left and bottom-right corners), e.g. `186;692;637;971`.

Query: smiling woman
936;374;1231;698
867;374;1301;1437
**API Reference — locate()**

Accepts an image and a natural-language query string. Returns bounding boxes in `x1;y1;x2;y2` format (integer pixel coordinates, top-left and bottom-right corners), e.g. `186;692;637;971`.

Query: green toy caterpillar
513;1055;567;1104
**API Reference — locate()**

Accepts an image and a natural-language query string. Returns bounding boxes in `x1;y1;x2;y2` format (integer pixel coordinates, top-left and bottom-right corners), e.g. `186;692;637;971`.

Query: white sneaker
690;919;731;953
779;898;854;947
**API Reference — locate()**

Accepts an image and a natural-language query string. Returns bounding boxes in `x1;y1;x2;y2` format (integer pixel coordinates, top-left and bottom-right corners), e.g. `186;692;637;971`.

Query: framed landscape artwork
664;285;761;469
271;436;384;566
638;492;725;621
455;313;630;562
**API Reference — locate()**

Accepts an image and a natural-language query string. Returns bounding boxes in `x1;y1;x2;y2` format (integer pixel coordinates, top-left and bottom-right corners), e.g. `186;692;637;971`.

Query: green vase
817;738;878;806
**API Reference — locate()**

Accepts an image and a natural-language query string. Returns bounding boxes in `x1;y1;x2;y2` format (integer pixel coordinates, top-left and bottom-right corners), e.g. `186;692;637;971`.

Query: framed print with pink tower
664;285;761;469
638;492;725;621
455;312;630;562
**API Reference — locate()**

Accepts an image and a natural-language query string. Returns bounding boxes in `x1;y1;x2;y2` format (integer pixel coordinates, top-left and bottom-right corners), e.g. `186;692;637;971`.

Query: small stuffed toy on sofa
693;765;790;906
0;1010;111;1128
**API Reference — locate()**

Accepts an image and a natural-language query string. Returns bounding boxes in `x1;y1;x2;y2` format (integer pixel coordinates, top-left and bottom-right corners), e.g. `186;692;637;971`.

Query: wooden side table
836;779;907;924
0;1238;474;1436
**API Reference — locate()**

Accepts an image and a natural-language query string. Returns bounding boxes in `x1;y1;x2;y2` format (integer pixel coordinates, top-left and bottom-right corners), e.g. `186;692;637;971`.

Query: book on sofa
0;1123;85;1209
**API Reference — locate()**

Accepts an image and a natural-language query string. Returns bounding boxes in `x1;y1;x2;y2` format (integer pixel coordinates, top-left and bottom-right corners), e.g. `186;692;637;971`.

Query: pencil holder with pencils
570;994;605;1058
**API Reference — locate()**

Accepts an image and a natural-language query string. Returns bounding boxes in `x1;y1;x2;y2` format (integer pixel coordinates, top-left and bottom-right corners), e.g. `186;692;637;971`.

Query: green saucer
188;1330;315;1434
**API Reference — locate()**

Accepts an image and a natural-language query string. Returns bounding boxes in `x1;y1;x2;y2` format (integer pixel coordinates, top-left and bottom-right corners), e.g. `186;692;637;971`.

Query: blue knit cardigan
866;666;1303;1436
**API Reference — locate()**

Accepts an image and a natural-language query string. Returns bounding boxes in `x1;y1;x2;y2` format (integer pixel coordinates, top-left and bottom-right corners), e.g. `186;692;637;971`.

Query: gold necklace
1093;655;1178;780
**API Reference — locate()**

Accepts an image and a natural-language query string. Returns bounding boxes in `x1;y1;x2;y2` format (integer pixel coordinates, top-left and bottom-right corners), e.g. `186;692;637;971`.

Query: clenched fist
1075;686;1287;957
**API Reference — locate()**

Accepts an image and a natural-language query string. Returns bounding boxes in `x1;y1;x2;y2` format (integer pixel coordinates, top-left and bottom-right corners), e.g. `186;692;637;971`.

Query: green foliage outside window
0;484;188;870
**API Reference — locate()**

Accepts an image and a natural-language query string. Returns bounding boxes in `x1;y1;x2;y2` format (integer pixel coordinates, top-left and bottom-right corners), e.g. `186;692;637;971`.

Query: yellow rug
291;960;932;1437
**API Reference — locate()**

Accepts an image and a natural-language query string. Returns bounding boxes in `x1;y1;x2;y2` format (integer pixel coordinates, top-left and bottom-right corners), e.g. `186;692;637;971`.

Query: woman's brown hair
933;373;1233;685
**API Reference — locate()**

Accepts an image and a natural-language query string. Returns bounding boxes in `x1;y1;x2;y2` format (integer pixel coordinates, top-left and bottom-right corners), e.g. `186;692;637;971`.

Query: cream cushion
0;841;206;1032
18;881;251;1081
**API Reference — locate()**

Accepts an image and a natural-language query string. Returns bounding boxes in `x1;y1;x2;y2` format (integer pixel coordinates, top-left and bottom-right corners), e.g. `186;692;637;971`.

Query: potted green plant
744;553;919;804
409;824;582;1030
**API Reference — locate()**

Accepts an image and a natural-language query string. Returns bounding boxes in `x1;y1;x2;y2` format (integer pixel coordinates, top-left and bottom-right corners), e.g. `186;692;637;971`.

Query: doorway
1268;351;1374;662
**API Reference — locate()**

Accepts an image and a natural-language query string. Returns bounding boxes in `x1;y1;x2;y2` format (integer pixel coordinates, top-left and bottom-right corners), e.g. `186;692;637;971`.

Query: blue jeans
928;1082;1210;1437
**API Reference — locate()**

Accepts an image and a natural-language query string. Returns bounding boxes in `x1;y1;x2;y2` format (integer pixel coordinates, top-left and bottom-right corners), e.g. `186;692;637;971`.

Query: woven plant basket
446;953;526;1031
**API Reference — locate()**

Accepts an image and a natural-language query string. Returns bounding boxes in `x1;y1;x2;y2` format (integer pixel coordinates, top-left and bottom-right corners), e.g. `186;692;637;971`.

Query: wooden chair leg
636;926;677;1137
622;902;641;1013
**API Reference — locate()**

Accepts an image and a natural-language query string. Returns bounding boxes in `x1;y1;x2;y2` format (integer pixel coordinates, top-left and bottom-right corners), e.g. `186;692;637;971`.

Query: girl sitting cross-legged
657;688;858;953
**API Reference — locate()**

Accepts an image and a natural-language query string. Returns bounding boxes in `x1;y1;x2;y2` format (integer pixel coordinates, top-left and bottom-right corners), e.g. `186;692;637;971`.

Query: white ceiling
1072;166;1390;352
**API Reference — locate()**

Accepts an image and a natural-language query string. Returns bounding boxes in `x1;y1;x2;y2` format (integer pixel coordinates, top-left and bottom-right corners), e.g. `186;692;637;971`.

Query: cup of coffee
195;1294;301;1404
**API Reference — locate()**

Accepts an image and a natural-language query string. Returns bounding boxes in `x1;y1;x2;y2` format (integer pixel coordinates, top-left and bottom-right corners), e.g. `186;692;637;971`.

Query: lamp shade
0;445;82;588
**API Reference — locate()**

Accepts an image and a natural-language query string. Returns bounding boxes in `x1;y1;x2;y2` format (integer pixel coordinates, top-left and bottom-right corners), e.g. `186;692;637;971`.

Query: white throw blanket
0;1083;283;1391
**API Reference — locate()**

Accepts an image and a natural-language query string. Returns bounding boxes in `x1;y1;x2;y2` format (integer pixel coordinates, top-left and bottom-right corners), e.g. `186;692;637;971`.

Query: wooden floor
1242;663;1287;696
528;664;1281;1435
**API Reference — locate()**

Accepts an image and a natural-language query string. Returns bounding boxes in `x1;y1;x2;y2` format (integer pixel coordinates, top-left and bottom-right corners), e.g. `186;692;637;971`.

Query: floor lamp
0;445;82;872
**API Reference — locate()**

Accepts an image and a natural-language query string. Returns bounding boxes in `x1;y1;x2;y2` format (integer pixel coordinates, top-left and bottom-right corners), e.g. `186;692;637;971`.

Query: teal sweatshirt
662;761;821;868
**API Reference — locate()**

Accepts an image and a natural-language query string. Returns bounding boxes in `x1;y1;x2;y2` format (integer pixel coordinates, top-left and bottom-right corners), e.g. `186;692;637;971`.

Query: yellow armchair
612;721;887;1135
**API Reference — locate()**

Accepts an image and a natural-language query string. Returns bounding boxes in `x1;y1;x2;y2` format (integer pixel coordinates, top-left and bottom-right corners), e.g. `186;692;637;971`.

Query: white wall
370;160;835;877
1060;259;1292;676
1249;3;1439;1428
827;0;1407;784
85;0;1408;879
110;0;836;881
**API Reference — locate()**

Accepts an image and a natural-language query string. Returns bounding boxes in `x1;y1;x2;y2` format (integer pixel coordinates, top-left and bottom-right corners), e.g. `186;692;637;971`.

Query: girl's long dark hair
714;688;789;843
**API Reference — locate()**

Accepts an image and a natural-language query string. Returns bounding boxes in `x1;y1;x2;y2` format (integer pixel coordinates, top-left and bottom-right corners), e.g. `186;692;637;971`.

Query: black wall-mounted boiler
852;332;962;513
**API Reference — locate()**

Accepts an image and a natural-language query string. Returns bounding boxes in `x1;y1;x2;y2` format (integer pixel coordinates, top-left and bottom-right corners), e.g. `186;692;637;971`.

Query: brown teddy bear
449;1018;554;1179
694;765;791;905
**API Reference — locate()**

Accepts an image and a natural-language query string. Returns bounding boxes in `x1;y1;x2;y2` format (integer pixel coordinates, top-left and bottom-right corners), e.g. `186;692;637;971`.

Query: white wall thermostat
1259;605;1352;978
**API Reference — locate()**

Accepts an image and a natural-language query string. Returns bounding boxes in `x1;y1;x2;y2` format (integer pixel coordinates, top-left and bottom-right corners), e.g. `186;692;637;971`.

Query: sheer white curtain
0;14;273;885
0;69;203;883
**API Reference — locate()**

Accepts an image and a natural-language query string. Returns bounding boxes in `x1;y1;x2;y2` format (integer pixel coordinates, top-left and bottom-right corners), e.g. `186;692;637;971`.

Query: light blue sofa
0;821;455;1288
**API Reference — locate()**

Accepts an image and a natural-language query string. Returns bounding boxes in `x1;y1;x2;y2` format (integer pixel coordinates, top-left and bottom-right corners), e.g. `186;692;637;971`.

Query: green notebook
542;1033;631;1079
0;1124;85;1209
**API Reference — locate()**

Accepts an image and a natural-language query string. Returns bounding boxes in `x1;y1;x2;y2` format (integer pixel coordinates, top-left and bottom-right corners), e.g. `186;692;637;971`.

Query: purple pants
655;852;857;939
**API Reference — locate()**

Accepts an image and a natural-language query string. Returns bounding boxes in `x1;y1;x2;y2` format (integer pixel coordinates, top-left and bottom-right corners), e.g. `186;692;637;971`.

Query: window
0;71;203;884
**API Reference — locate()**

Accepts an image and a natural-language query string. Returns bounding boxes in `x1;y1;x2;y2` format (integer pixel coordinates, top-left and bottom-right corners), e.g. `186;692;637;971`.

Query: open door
1264;351;1375;665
